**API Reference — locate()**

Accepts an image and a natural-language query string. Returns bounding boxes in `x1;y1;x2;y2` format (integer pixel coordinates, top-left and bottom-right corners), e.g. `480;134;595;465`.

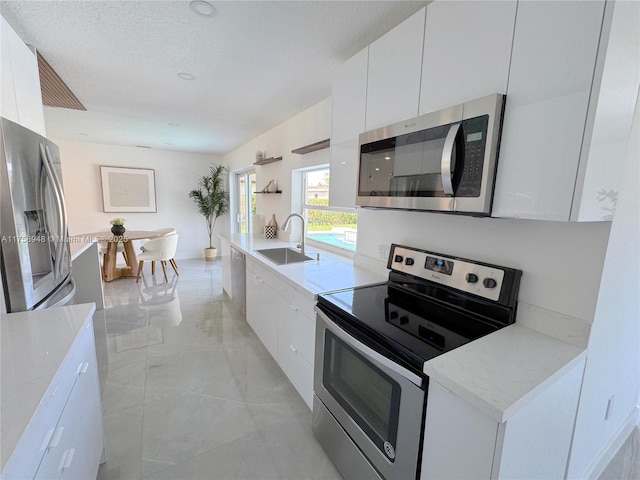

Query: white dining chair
140;228;179;273
136;233;179;283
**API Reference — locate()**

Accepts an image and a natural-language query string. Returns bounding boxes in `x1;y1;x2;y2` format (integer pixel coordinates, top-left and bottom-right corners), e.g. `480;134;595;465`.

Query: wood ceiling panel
37;52;86;111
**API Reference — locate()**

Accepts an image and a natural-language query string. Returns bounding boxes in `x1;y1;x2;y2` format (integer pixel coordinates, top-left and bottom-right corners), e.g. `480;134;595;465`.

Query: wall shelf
291;138;330;155
256;191;282;194
254;156;282;166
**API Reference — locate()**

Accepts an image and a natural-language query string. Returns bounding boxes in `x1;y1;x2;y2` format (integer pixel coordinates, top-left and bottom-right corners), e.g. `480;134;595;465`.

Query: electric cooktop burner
317;244;522;375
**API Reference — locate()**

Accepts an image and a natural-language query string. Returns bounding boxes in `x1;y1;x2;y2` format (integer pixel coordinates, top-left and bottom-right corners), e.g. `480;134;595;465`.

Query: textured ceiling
1;1;427;154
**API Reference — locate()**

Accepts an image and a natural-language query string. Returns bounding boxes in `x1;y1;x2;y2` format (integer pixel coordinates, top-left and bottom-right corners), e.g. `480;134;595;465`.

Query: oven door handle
316;308;424;388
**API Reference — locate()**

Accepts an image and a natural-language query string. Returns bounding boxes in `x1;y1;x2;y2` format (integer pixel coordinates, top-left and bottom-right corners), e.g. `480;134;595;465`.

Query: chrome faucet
282;213;306;254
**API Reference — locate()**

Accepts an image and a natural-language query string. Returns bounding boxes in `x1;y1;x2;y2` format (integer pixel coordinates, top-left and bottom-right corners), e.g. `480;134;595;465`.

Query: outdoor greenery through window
303;166;357;252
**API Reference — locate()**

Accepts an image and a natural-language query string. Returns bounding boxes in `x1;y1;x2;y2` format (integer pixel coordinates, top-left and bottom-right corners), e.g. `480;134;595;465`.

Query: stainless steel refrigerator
1;117;75;312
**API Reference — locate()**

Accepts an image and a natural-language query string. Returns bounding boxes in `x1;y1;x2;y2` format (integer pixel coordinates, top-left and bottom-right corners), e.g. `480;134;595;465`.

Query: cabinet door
492;1;605;221
329;48;368;208
1;17;46;136
365;8;426;131
277;329;314;410
421;382;498;480
419;1;516;115
1;17;19;123
245;268;278;360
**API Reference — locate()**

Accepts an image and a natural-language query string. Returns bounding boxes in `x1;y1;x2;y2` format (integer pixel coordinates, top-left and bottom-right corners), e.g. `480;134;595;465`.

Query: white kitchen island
0;303;105;479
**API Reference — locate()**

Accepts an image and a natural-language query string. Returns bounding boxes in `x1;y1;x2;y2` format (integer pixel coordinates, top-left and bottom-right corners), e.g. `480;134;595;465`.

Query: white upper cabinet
329;48;368;208
571;0;640;221
365;7;426;131
419;1;516;115
491;0;638;221
0;16;46;136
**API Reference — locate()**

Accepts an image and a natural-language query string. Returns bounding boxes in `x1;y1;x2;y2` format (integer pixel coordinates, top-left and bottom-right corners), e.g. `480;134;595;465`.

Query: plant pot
111;225;125;236
204;247;218;261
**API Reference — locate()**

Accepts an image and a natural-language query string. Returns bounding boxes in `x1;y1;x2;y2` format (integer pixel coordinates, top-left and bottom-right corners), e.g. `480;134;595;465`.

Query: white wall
223;98;331;240
56;141;221;259
567;91;640;478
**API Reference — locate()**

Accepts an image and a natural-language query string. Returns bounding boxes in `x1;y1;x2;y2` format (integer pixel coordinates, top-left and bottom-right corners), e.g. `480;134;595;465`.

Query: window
302;166;357;252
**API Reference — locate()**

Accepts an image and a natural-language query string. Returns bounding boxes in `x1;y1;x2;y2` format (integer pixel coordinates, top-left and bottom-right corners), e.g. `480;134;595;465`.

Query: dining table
79;230;162;282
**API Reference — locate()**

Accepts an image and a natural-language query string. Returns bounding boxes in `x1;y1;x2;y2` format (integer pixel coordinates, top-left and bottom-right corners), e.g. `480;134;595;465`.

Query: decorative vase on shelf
265;214;277;239
111;224;125;236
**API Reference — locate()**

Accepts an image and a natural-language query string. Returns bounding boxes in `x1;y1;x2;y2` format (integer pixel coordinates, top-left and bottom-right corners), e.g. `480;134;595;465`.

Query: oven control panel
389;245;505;302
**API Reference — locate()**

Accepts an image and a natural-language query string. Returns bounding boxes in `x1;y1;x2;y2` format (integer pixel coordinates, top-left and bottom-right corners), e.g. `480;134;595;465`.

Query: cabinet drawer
277;330;314;410
277;307;315;365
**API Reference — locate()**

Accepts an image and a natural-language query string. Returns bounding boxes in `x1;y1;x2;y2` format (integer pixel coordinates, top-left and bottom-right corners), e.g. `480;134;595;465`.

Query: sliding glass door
234;169;256;234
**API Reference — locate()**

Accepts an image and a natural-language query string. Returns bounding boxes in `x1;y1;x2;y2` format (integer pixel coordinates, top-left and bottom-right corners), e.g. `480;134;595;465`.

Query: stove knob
394;255;404;263
465;273;479;284
405;258;414;266
483;277;497;289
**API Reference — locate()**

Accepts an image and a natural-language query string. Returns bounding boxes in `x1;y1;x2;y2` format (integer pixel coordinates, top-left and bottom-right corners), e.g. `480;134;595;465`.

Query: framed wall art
100;166;157;212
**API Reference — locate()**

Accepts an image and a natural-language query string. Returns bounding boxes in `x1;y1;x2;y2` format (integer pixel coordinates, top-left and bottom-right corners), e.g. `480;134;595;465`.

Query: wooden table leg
122;240;139;277
104;241;123;281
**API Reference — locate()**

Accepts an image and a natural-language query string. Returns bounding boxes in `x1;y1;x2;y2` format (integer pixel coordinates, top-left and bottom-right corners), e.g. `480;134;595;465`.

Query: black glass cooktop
317;281;504;375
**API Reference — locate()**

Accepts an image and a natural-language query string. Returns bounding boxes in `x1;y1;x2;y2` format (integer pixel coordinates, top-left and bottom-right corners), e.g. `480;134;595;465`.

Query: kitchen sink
254;247;315;265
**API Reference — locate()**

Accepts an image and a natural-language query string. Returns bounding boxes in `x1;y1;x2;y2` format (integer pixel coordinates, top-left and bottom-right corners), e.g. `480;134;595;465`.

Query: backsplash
354;208;611;325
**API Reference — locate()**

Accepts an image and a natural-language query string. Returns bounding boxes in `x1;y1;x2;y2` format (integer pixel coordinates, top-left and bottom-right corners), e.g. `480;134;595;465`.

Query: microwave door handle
40;143;64;278
441;122;461;196
316;308;423;388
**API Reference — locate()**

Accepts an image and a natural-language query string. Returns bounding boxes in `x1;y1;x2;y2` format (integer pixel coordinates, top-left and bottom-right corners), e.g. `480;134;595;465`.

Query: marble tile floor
92;257;637;480
94;258;341;480
599;428;640;480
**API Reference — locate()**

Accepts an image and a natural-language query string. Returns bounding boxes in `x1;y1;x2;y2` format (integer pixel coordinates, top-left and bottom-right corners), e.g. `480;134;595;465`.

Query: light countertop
424;323;586;423
222;233;386;296
0;303;96;470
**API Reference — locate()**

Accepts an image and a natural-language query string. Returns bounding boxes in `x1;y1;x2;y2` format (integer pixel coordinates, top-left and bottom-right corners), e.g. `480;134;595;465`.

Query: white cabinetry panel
0;15;46;136
419;1;516;115
365;8;425;131
421;359;585;479
245;258;316;409
492;1;606;220
571;0;640;221
421;382;497;479
329;48;368;208
246;267;278;360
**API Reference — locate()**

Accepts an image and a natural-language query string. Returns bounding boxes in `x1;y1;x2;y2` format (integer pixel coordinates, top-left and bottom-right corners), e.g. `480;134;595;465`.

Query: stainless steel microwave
357;94;505;215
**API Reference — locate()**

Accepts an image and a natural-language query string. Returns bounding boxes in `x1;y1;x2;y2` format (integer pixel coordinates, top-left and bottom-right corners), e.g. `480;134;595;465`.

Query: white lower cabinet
421;358;585;479
245;259;316;409
2;313;104;480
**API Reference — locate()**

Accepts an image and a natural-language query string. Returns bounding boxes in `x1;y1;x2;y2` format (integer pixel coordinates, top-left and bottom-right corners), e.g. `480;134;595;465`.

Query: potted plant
110;217;126;236
189;164;229;260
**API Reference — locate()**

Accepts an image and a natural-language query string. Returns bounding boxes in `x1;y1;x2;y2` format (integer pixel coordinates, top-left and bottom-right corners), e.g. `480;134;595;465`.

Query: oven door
313;308;426;480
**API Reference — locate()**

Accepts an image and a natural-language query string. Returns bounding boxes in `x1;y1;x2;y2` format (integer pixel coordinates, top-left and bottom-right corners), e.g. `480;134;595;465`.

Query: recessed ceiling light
78;133;88;136
190;0;217;18
177;72;195;81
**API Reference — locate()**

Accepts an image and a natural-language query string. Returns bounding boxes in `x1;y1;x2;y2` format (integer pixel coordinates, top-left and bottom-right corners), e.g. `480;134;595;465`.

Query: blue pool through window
307;231;356;251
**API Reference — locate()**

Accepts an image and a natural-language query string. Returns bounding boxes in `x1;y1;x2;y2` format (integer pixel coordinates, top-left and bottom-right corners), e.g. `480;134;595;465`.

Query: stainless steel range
312;244;522;480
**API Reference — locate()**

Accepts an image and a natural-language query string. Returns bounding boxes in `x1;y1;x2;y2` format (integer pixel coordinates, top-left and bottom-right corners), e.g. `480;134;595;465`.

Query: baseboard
584;406;640;479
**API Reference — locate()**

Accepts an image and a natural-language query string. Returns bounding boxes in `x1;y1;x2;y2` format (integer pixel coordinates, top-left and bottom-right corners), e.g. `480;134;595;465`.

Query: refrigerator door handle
40;143;65;278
